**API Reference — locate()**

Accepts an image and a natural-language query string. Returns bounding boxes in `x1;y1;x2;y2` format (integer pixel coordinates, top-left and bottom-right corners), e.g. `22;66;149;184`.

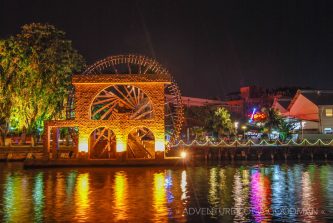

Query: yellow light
241;125;247;130
155;140;165;152
116;140;125;152
181;151;187;159
78;138;88;152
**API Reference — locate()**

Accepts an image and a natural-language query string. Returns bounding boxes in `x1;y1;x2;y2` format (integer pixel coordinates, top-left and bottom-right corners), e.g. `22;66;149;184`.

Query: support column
43;123;51;154
51;127;59;159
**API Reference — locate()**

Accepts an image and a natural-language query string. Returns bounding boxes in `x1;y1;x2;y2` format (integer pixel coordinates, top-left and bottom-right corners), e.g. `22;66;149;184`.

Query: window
326;108;333;117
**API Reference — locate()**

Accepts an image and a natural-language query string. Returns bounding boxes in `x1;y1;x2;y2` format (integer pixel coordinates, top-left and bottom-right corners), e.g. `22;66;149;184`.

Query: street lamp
234;121;239;130
234;121;239;140
241;125;247;140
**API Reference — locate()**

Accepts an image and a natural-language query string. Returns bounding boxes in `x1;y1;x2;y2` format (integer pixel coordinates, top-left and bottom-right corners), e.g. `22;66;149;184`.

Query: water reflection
1;163;333;222
75;173;89;222
233;169;250;222
113;171;128;221
33;172;44;222
153;172;167;222
3;173;30;222
250;168;271;222
181;170;187;201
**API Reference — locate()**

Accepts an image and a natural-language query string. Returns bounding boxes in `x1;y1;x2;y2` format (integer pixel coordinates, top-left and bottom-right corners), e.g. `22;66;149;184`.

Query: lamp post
234;122;239;140
241;125;247;140
234;122;239;132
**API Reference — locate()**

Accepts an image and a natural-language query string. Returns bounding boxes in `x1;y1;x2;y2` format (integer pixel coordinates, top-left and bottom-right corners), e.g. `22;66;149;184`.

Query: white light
181;151;187;159
234;122;239;129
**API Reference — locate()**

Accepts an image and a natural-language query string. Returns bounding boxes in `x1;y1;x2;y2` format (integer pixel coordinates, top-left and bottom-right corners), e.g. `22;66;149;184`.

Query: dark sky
1;0;333;98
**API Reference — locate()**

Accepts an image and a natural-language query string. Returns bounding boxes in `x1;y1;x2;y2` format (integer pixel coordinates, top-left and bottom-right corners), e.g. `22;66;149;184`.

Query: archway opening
127;127;155;159
89;127;116;159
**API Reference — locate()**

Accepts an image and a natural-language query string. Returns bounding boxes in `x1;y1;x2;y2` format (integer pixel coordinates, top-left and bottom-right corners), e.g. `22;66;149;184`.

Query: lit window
326;108;333;117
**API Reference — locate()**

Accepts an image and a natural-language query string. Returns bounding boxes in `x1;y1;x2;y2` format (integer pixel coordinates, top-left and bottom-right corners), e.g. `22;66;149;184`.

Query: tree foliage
263;108;282;133
262;107;296;141
205;107;234;137
0;23;85;138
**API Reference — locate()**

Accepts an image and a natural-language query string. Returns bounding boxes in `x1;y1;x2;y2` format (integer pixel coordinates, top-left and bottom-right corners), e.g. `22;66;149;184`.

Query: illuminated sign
248;108;267;123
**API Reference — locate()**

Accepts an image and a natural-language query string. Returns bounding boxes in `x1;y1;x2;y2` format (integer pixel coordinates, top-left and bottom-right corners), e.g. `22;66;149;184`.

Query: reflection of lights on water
250;170;264;222
208;168;219;208
33;172;44;222
233;171;244;221
165;171;174;217
3;174;15;222
250;169;271;223
165;171;174;202
153;172;167;222
301;172;315;222
114;172;128;221
181;170;187;201
75;173;89;221
165;173;173;189
3;174;29;222
66;171;77;196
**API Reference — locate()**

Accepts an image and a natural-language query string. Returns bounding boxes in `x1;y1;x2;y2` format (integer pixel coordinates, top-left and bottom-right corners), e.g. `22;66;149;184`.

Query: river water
0;162;332;223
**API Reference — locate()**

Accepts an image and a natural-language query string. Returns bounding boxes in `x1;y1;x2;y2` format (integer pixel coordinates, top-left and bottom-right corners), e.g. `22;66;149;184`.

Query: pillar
51;128;59;158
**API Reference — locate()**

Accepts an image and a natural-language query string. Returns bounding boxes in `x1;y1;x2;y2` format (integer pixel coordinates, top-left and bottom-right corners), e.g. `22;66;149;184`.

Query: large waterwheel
69;55;184;158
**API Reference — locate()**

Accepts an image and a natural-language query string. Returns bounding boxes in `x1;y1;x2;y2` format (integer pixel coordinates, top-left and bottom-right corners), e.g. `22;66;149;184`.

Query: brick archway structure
44;55;184;160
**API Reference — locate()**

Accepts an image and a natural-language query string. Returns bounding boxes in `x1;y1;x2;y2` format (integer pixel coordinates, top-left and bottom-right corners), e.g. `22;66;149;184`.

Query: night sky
1;0;333;98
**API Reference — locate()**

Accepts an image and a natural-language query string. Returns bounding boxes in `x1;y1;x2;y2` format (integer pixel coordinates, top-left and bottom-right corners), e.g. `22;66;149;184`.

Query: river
0;162;332;222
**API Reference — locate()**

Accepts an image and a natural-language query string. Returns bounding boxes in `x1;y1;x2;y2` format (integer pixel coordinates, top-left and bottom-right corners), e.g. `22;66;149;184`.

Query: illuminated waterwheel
89;127;116;159
127;127;155;159
83;55;183;158
91;85;153;120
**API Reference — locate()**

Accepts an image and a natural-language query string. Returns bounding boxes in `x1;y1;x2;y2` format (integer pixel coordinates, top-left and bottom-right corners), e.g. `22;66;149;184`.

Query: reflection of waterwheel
84;55;184;145
89;127;116;159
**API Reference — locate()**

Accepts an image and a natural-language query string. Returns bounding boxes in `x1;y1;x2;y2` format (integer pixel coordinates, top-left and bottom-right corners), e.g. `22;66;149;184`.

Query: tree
262;107;295;141
191;126;205;141
0;23;85;144
263;108;282;135
205;107;234;138
0;37;33;145
278;119;296;141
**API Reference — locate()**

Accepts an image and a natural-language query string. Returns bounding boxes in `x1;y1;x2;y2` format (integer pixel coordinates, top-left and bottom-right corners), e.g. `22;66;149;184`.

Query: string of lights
170;138;333;148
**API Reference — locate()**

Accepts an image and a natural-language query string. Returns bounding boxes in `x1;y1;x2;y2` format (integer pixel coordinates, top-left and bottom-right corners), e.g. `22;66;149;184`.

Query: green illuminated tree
0;23;85;144
205;107;234;138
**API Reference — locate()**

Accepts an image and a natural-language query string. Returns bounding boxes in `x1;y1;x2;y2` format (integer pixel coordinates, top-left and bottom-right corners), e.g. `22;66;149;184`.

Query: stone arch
127;126;155;159
89;127;117;159
90;84;154;121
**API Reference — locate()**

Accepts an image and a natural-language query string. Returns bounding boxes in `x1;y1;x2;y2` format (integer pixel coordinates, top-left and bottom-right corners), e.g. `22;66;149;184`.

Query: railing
170;139;333;148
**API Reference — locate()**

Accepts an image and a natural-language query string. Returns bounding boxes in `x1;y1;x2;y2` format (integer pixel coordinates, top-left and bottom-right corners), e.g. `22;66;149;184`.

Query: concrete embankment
24;158;184;168
0;147;44;161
